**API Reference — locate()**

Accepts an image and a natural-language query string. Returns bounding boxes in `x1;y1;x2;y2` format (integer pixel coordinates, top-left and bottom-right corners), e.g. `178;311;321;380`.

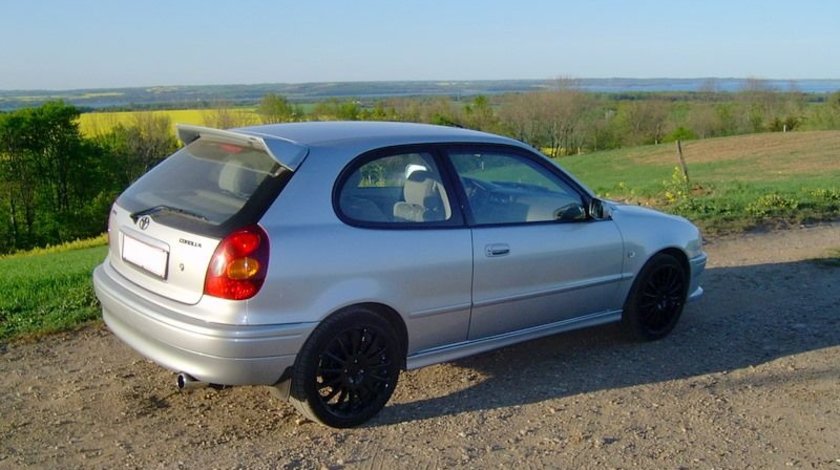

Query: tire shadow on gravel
372;259;840;426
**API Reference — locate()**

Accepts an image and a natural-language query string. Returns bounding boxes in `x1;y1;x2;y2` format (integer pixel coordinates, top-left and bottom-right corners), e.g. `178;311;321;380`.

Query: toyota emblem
138;216;151;230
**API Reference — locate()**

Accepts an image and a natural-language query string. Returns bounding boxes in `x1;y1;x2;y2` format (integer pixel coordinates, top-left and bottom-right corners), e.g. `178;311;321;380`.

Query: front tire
289;308;401;428
623;253;688;341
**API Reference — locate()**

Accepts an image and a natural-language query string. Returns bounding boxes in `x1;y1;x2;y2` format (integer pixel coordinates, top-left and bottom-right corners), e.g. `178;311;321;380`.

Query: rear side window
337;151;456;225
117;139;284;228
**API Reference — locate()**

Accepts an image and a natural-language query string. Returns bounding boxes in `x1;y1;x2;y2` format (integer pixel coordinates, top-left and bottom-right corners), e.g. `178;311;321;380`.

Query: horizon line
3;76;840;94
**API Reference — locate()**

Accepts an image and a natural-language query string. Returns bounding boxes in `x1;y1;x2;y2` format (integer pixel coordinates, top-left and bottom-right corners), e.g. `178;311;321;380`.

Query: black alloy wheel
624;253;688;341
290;308;401;428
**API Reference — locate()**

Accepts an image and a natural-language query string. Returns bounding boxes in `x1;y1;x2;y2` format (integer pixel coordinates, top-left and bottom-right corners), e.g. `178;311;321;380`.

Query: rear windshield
117;139;285;228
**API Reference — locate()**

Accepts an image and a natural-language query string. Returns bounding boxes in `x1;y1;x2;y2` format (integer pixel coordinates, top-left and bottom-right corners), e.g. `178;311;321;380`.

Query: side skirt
406;309;622;370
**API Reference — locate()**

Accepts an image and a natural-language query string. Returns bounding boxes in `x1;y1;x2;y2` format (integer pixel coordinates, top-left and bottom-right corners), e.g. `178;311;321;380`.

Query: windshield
117;139;284;227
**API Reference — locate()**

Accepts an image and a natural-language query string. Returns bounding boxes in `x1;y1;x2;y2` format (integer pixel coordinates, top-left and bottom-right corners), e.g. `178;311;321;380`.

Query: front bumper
687;252;707;303
93;263;316;385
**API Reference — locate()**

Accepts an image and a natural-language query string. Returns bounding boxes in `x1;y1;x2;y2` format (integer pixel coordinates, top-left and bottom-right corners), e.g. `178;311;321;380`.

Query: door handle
485;243;510;257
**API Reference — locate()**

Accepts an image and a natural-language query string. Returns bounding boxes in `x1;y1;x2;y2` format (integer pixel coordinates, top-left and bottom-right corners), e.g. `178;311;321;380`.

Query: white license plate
122;234;169;279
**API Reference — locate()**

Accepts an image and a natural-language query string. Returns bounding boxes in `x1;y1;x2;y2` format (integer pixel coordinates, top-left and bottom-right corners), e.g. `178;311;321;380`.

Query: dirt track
2;223;839;469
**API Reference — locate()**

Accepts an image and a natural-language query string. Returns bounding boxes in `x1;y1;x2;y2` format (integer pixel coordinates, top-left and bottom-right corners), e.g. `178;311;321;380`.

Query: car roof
234;121;522;148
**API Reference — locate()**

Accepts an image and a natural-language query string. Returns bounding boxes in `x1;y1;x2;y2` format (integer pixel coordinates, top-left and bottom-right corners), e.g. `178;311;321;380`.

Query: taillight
204;225;270;300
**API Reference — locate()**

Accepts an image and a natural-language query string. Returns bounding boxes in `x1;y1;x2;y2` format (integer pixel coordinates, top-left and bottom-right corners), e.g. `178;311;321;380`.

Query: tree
462;95;499;132
359;101;399;121
0;101;110;251
807;91;840;130
312;99;361;120
202;102;258;129
96;112;179;188
585;107;622;151
256;93;302;123
615;99;671;146
734;79;806;133
387;97;461;125
499;87;594;156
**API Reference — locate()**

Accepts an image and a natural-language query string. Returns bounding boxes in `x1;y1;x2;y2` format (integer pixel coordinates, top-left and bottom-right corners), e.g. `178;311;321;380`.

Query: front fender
610;204;705;281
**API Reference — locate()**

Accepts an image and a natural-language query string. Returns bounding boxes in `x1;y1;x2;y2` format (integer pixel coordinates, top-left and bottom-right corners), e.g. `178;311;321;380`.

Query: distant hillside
2;78;840;111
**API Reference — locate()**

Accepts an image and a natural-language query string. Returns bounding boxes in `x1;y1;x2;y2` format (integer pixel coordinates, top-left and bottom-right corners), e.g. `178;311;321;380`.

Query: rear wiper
130;205;209;222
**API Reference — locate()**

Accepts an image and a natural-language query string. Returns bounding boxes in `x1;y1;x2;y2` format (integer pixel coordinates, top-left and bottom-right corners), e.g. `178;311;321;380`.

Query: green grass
0;245;107;342
557;131;840;234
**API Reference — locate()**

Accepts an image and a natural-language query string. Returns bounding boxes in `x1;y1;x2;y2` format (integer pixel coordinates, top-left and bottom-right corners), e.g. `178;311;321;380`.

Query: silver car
93;121;706;428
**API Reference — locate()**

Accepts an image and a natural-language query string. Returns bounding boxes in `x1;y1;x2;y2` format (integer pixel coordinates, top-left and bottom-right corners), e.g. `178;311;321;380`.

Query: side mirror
556;203;586;221
588;198;610;220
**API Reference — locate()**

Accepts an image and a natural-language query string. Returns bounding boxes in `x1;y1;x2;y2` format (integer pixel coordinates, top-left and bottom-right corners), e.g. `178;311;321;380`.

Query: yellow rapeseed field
77;108;260;136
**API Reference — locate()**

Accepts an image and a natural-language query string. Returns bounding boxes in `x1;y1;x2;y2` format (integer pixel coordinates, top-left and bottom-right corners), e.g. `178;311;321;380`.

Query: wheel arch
285;302;405;427
658;247;691;281
621;248;691;341
273;301;409;402
305;301;409;369
352;302;409;369
624;247;691;311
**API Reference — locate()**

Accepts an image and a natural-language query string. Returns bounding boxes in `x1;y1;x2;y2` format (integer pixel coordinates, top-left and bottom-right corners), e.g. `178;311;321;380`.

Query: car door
333;147;474;354
446;147;625;340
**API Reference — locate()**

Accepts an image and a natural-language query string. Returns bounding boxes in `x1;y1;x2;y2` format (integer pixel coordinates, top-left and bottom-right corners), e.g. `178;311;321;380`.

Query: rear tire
623;253;688;341
289;308;401;428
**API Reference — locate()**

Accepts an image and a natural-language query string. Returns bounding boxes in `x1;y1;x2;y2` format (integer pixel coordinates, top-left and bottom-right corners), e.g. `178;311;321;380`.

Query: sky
1;0;839;90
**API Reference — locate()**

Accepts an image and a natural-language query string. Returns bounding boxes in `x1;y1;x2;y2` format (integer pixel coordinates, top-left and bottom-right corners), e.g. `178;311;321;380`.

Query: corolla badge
137;216;151;230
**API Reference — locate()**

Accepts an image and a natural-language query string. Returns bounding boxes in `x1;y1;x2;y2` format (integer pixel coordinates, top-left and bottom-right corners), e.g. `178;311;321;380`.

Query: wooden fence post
675;140;690;184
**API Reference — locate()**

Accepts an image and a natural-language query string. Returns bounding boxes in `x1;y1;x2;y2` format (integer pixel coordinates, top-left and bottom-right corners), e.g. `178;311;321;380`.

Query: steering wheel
461;177;492;205
461;176;490;196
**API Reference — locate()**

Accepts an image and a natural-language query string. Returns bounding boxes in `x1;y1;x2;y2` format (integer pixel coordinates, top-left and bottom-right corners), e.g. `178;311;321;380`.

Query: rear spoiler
176;124;309;172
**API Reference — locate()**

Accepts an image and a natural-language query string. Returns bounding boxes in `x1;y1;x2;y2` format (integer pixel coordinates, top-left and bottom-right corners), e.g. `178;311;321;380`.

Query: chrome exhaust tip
176;372;208;391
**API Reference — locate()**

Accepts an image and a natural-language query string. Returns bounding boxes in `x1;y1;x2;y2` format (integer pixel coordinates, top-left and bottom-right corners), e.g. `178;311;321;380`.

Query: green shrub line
645;167;840;235
0;233;108;260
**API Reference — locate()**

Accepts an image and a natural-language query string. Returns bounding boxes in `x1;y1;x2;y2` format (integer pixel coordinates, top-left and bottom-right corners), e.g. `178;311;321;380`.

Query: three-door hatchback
93;121;706;427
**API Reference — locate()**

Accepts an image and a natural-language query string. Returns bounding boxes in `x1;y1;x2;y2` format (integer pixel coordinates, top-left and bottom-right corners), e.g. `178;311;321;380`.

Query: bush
662;167;690;205
746;193;799;218
664;127;698;143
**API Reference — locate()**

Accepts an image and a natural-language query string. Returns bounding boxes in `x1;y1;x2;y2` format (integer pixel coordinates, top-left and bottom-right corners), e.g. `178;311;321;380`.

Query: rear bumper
93;263;316;386
687;252;707;303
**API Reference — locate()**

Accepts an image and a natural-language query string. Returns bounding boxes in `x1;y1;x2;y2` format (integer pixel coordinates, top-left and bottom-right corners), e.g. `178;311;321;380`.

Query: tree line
2;81;840;253
0;104;178;253
227;83;840;157
294;83;840;155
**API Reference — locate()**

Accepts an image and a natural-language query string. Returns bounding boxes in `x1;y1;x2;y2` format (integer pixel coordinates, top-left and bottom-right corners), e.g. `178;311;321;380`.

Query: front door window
449;151;585;225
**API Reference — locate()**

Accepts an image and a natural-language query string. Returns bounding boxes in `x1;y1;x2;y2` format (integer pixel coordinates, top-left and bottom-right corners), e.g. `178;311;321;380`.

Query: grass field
559;130;840;233
0;244;107;342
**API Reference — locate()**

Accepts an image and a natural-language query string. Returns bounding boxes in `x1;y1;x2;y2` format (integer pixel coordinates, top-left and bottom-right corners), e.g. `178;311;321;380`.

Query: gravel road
2;223;839;469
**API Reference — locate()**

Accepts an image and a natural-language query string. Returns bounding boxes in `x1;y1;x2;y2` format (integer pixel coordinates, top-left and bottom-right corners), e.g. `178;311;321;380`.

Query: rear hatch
107;125;306;304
